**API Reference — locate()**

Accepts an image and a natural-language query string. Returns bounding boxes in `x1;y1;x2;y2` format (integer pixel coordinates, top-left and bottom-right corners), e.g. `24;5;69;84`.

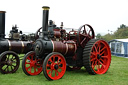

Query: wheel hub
7;60;12;65
31;61;36;66
97;54;101;59
54;64;59;70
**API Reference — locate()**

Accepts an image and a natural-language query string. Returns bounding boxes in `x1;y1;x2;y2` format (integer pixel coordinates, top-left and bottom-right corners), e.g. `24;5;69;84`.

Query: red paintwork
46;53;66;80
90;40;111;74
24;52;43;75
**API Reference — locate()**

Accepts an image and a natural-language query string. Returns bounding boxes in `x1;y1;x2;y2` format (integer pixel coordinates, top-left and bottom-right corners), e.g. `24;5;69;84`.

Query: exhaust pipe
0;11;6;39
42;6;50;40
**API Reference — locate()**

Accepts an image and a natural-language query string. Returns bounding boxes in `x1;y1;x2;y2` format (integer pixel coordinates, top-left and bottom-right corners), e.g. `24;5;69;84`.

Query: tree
118;24;127;29
96;33;102;39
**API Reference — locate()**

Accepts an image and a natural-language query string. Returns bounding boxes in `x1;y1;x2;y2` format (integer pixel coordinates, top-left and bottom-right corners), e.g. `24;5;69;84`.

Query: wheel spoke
98;64;100;69
27;57;32;61
7;66;9;72
101;56;108;59
3;65;8;71
29;67;32;72
91;52;96;57
98;60;106;69
88;30;91;35
11;56;16;60
34;67;36;73
55;70;57;77
47;69;52;74
84;26;87;35
80;37;86;45
12;61;16;63
31;55;33;60
52;56;55;62
94;45;98;53
47;64;51;67
7;55;10;61
100;47;106;53
1;61;6;65
100;50;105;56
57;57;61;63
26;66;31;70
91;58;96;62
25;62;31;64
98;42;101;52
95;61;99;72
11;64;16;68
58;61;63;65
80;34;87;37
91;61;95;69
99;58;104;63
37;67;42;72
11;66;13;70
56;70;60;75
49;58;53;63
58;66;63;69
49;70;53;76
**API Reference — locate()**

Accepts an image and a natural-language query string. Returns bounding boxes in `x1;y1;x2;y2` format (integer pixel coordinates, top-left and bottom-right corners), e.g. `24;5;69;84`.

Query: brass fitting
42;6;50;10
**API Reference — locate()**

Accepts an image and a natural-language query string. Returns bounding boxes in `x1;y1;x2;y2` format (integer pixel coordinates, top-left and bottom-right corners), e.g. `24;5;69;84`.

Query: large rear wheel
83;39;111;74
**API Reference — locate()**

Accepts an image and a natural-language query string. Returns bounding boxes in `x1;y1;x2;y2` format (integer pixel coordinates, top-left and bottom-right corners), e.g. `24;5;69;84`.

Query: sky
0;0;128;36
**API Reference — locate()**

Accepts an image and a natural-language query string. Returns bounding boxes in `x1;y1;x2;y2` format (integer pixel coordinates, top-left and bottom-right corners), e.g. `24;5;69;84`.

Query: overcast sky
0;0;128;36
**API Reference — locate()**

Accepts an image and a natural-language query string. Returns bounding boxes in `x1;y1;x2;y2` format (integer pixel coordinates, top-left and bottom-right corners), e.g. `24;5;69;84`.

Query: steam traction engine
0;11;36;74
22;6;111;80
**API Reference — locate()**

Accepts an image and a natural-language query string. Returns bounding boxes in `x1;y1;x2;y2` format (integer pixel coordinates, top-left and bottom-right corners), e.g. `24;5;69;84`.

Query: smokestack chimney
42;6;50;39
0;11;6;39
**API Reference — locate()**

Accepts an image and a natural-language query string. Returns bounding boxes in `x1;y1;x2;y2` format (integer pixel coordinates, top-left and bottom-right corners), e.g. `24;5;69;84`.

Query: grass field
0;56;128;85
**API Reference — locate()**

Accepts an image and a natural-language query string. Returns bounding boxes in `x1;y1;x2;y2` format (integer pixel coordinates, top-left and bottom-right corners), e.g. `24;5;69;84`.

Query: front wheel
22;51;43;75
43;52;66;80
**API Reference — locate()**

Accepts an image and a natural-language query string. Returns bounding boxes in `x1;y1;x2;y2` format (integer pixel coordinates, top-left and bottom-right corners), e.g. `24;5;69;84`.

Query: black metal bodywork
33;6;83;68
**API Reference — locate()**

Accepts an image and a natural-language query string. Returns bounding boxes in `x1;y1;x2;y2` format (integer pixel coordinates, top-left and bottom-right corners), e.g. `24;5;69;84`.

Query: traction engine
22;6;111;80
0;11;37;74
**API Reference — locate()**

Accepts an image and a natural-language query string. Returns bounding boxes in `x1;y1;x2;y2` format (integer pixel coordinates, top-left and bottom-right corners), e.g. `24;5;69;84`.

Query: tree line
96;24;128;41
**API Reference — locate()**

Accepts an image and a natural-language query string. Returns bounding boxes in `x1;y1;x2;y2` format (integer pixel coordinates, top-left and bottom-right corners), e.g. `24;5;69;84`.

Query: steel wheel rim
90;40;111;74
46;54;66;80
0;52;19;74
24;52;43;75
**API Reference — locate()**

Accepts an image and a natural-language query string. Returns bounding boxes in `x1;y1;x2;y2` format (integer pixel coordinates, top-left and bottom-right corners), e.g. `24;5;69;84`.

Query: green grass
0;56;128;85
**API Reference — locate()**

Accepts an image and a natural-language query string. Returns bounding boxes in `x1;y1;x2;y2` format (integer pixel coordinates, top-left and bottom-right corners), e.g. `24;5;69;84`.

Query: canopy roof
109;39;128;43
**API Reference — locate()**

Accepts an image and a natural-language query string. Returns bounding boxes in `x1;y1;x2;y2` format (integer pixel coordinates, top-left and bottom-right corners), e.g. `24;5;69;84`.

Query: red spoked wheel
22;51;43;75
83;39;111;74
35;27;42;39
77;24;95;48
0;51;20;74
43;52;66;80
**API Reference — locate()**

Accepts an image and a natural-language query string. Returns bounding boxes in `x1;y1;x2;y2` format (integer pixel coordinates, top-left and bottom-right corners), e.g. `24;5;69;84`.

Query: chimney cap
0;11;6;13
42;6;50;10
